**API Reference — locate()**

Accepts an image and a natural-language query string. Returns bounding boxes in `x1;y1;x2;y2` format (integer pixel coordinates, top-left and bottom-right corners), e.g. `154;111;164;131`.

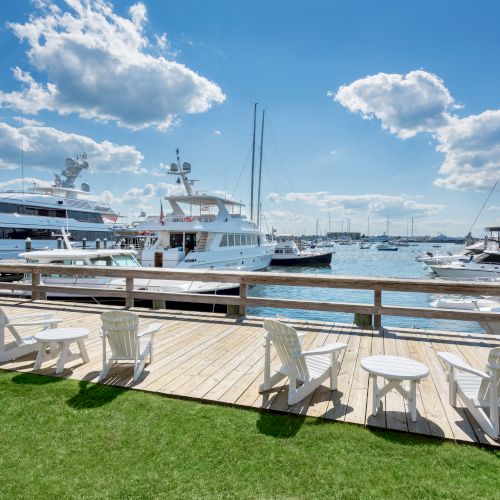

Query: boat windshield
112;254;140;267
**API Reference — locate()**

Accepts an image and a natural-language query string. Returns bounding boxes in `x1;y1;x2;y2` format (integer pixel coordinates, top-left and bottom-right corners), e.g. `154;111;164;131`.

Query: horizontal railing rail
0;263;499;327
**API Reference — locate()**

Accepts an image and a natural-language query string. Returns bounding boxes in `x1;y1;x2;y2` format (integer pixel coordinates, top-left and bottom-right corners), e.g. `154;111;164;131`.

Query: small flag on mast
159;200;165;225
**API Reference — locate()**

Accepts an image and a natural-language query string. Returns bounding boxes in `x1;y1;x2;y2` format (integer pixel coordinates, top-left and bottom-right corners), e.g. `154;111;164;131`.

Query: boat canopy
166;194;244;208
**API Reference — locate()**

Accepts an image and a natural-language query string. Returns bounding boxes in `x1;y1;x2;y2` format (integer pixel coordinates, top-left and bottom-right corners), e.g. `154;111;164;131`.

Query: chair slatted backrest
0;307;23;345
263;319;309;379
478;347;500;402
101;311;139;358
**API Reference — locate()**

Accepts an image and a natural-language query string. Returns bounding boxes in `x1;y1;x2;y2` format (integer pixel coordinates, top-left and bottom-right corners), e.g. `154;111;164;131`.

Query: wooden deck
1;297;499;447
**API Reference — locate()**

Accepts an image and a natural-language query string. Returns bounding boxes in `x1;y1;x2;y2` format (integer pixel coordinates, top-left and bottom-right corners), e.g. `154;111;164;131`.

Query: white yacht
9;230;237;299
0;155;117;255
429;250;500;279
136;160;275;270
416;241;493;266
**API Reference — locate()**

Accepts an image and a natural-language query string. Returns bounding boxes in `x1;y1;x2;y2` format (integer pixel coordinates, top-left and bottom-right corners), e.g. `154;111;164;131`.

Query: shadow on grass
256;410;305;438
67;380;123;409
12;372;63;385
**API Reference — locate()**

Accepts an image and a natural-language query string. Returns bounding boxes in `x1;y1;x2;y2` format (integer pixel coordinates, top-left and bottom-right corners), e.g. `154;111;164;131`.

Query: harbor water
249;242;483;333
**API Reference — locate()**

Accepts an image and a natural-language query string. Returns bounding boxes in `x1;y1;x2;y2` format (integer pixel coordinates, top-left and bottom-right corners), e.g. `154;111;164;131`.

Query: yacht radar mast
167;148;198;196
53;154;89;190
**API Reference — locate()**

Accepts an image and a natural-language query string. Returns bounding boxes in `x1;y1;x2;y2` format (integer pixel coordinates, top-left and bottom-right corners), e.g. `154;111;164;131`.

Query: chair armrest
6;318;63;327
137;323;162;337
300;342;348;357
437;351;490;379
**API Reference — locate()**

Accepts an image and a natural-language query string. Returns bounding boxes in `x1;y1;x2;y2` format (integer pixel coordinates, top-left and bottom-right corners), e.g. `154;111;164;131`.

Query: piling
25;237;31;252
95;238;101;249
57;237;62;249
120;238;125;249
103;238;108;249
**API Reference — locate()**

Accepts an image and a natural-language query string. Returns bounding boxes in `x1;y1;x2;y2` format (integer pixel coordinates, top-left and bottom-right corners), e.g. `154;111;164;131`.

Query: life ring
184;217;193;222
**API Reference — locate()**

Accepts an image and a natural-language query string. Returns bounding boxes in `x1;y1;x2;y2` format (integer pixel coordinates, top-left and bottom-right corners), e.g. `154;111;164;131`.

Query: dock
1;296;499;447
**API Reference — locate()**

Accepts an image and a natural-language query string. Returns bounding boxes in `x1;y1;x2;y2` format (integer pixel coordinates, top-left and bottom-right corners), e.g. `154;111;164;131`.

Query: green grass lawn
1;369;499;499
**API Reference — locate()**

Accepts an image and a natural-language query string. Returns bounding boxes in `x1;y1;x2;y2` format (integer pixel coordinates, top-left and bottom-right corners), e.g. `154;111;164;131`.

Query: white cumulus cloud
268;191;442;218
0;121;144;173
0;0;225;130
333;69;500;191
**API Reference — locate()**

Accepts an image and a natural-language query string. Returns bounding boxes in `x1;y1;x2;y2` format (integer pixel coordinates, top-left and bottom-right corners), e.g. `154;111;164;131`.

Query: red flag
159;200;165;225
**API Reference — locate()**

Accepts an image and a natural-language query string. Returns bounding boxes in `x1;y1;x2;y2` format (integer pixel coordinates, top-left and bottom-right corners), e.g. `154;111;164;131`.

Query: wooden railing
0;263;500;327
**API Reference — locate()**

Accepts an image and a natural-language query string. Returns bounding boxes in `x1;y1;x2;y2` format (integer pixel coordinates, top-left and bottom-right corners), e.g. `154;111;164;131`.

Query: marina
2;1;500;497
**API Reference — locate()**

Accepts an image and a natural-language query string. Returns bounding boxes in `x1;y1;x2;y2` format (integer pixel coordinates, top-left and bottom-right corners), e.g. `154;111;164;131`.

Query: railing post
125;276;134;309
31;272;46;301
239;282;248;317
374;288;382;329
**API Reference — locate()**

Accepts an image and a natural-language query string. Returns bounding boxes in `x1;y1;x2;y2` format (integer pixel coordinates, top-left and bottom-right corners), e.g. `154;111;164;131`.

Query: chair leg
259;372;286;392
330;353;339;390
449;367;457;406
34;341;46;370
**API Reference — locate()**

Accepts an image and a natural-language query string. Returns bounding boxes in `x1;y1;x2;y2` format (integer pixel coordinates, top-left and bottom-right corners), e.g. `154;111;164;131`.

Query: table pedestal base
370;374;419;422
35;339;89;374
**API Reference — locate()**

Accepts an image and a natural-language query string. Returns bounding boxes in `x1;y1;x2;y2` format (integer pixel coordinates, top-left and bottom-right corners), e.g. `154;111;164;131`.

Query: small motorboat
376;242;398;251
271;239;333;266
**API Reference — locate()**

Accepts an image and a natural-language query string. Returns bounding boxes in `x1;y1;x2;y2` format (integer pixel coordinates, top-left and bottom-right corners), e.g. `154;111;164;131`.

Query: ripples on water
250;243;482;333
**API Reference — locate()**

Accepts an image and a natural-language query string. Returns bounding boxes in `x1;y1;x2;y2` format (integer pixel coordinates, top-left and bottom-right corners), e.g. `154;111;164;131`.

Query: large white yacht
0;155;117;255
136;159;275;270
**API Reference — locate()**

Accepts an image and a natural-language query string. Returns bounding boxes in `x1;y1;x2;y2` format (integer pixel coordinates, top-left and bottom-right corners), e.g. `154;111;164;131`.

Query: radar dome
81;183;90;192
182;162;191;173
65;157;76;168
169;162;179;172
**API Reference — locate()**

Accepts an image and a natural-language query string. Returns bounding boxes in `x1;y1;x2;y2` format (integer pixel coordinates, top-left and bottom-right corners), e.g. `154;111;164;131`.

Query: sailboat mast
250;103;258;222
387;215;389;238
257;109;265;230
367;215;370;238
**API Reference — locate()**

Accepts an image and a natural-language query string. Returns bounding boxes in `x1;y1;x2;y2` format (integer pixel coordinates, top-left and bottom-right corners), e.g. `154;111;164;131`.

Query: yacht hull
270;251;332;266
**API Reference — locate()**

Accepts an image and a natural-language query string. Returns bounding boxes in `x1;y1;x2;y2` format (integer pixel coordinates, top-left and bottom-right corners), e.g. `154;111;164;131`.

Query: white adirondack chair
259;319;347;405
437;348;500;439
99;311;162;382
0;307;62;362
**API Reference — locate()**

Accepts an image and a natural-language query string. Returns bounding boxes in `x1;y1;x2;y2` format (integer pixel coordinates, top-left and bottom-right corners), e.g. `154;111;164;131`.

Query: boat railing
1;263;500;328
164;215;216;223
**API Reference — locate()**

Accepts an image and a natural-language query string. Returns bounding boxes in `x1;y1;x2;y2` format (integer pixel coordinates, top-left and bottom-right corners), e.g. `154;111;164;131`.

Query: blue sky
1;0;500;236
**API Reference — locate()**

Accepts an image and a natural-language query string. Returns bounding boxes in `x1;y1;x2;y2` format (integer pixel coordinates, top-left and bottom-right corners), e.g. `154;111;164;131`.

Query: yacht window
0;202;18;214
220;234;228;247
113;255;139;267
241;235;247;245
478;253;500;264
228;234;235;246
90;256;114;266
252;235;257;245
235;234;241;246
